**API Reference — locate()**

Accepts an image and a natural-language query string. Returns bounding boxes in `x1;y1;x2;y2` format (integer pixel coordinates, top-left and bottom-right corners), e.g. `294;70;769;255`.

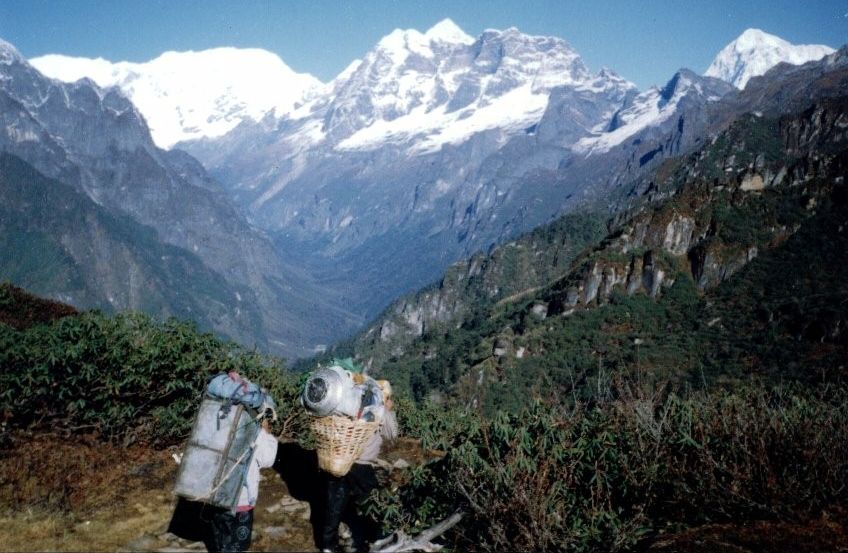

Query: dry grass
649;510;848;553
0;490;174;552
0;431;387;552
0;430;178;551
0;431;175;514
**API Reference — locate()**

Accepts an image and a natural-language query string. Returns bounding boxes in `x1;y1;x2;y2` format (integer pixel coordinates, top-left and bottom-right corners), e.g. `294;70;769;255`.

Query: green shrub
374;384;848;552
0;310;301;444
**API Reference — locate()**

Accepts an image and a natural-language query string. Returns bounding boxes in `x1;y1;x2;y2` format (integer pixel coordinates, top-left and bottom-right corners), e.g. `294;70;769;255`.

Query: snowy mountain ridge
26;25;838;155
574;69;727;155
270;20;638;161
194;20;642;218
705;28;834;89
30;47;324;148
326;25;622;154
30;19;637;154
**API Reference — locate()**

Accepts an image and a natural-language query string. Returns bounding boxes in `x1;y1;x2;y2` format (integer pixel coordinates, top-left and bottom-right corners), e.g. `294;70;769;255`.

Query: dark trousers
320;463;380;552
208;508;254;553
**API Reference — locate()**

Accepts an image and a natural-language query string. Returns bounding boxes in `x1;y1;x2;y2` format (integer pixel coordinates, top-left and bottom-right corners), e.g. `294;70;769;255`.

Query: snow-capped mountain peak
705;28;834;89
424;18;474;44
574;68;731;156
374;20;473;61
30;47;323;148
659;68;697;101
321;24;622;153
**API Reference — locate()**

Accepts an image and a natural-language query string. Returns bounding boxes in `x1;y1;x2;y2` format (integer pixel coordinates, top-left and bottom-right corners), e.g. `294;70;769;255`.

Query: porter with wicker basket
301;362;386;477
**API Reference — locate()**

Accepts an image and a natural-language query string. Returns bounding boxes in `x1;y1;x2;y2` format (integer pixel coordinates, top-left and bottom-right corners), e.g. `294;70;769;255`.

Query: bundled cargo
301;360;386;477
173;373;275;510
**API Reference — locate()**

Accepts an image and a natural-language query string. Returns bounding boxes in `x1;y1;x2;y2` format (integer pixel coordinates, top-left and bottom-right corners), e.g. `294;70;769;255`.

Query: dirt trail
0;432;428;552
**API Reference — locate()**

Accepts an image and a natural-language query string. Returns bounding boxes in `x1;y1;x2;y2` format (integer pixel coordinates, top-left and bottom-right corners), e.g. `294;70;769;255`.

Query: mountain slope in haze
0;153;264;335
0;37;357;356
184;28;841;337
30;48;323;148
178;21;645;325
705;28;834;89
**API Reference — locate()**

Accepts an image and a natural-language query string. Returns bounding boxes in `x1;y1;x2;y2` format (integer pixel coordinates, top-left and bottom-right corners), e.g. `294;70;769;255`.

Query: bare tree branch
371;511;464;552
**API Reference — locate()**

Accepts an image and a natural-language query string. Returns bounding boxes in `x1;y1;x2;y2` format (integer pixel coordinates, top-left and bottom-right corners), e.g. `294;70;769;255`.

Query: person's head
377;380;393;410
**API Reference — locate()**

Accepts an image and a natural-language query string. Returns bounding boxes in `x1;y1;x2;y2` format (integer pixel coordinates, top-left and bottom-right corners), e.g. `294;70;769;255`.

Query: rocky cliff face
364;213;607;355
546;99;847;315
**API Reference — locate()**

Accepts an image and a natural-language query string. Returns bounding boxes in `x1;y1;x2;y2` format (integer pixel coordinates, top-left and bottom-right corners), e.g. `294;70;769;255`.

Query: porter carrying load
301;359;385;477
173;372;276;511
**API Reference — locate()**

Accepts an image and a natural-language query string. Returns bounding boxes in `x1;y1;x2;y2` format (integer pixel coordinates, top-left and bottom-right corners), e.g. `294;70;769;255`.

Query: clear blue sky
0;0;845;90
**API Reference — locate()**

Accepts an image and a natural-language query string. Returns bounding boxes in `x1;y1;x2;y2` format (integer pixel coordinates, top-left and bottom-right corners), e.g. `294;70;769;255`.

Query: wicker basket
311;415;380;477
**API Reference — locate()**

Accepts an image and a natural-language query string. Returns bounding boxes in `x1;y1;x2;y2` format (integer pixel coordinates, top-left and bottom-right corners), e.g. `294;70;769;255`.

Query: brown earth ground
1;430;846;552
648;514;848;553
0;431;434;552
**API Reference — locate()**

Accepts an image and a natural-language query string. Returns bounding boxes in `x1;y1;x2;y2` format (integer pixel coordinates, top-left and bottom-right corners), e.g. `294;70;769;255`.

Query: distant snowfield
575;29;836;156
31;48;323;148
28;19;620;156
574;77;706;156
336;82;550;154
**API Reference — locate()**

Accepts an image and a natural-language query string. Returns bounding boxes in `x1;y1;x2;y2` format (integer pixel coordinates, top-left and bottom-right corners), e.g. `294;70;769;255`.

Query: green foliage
708;186;807;249
700;115;786;182
360;110;848;550
0;228;86;297
375;384;848;552
375;157;847;413
0;309;301;444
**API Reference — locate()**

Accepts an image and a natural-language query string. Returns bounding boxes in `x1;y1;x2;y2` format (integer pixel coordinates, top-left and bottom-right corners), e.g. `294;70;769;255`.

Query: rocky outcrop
361;214;606;360
541;102;846;319
351;97;848;369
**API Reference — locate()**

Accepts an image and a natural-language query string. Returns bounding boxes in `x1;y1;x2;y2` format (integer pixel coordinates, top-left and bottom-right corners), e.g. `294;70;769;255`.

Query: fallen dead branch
370;511;463;552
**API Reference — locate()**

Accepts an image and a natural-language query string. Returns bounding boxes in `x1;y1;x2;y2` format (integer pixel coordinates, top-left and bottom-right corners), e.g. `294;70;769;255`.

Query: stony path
120;472;319;552
118;440;425;552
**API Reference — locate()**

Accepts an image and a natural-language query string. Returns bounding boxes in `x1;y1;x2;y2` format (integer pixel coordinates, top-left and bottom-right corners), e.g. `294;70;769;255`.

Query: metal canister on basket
301;365;364;418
